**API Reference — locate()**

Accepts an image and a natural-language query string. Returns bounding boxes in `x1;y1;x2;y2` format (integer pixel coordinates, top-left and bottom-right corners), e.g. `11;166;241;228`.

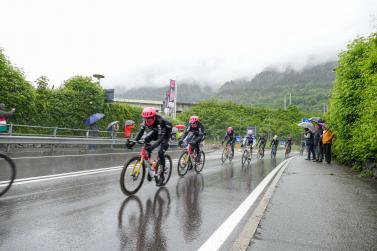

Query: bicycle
177;142;205;177
221;142;234;163
271;144;277;159
241;145;253;166
0;153;16;197
120;140;172;196
257;144;265;159
285;144;292;158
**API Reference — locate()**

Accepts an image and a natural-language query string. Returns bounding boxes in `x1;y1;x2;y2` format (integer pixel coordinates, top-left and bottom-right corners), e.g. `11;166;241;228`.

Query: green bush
328;33;377;164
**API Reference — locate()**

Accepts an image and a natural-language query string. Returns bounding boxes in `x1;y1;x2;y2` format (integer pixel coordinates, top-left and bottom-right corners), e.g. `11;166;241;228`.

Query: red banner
170;79;175;88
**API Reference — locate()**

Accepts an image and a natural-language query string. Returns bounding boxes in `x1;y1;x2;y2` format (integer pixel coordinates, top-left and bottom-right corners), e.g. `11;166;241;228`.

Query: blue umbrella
84;113;105;126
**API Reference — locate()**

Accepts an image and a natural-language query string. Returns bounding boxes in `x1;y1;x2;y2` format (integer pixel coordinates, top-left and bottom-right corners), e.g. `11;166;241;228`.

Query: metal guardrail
0;135;129;145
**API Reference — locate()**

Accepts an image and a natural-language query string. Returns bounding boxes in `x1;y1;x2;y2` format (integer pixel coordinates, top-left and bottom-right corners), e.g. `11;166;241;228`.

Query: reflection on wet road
0;150;284;250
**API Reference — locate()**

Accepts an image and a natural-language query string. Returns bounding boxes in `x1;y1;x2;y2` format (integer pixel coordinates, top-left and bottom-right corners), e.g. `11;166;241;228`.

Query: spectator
304;128;316;160
89;123;99;137
109;123;119;138
0;103;15;133
88;123;99;150
322;125;333;164
313;124;324;162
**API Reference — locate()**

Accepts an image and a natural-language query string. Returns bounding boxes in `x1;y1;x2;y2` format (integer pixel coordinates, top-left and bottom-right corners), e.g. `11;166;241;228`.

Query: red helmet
142;107;157;126
227;127;233;133
189;116;199;128
189;116;199;123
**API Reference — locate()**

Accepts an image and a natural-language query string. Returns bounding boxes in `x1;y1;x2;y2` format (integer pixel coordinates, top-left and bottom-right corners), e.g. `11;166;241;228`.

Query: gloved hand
126;141;136;149
178;140;184;146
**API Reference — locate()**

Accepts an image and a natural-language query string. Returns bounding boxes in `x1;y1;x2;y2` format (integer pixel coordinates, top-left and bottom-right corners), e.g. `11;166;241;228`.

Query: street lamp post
93;74;105;85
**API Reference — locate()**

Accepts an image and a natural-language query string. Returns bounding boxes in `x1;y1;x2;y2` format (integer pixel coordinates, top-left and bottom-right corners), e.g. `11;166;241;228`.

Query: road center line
198;158;292;251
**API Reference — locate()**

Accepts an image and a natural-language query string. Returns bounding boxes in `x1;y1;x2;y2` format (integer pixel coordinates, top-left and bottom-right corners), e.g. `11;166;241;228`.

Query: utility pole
289;93;292;106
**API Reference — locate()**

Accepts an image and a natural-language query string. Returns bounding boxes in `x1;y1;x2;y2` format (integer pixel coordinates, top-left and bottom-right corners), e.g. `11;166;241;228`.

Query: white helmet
273;135;278;140
247;129;253;135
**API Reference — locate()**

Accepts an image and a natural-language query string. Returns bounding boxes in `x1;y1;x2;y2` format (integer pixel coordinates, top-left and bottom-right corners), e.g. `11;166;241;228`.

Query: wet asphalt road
0;150;284;250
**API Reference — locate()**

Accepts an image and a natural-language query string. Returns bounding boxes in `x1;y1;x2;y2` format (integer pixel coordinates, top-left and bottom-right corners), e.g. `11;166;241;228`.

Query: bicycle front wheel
242;150;248;166
221;148;228;163
195;151;206;173
177;151;190;177
120;156;145;196
0;153;16;197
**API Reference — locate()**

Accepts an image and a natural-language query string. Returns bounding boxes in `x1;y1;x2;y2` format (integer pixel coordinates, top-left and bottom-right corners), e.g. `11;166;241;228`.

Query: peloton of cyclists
222;127;236;157
179;116;206;161
126;107;172;186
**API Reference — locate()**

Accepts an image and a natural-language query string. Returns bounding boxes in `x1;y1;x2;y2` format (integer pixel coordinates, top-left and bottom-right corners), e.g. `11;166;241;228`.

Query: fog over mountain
116;61;336;113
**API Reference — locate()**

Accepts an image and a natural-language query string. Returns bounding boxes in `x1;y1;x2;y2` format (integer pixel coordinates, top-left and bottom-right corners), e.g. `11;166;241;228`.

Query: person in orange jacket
322;125;333;164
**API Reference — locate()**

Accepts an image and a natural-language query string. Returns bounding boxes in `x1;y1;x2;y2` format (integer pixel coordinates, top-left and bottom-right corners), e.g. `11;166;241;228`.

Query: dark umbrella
84;113;105;126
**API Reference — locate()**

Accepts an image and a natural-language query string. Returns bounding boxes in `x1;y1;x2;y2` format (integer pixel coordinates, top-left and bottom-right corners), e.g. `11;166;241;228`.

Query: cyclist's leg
231;141;235;156
144;131;156;157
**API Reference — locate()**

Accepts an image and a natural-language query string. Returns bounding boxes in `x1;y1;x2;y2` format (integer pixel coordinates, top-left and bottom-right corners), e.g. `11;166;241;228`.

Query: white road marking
198;158;292;251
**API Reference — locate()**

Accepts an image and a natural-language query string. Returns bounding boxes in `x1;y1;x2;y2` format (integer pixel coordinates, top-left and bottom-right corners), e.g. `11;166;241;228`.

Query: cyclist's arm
134;124;146;141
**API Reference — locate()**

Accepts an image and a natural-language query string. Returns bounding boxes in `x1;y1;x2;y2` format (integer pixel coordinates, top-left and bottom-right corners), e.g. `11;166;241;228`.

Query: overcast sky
1;0;376;89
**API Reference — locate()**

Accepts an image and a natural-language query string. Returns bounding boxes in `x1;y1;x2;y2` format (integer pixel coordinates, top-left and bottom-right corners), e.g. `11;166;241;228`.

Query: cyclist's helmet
227;127;233;134
189;116;199;128
141;107;157;126
247;129;253;135
273;135;278;140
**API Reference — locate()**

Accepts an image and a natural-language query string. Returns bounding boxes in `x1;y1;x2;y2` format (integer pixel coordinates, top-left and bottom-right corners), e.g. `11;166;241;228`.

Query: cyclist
222;127;236;157
256;134;267;156
179;116;205;161
241;129;256;149
270;135;279;153
285;134;293;156
127;107;172;185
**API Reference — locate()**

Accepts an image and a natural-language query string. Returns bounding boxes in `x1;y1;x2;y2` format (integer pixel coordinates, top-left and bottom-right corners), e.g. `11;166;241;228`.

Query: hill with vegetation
217;61;336;113
118;61;336;113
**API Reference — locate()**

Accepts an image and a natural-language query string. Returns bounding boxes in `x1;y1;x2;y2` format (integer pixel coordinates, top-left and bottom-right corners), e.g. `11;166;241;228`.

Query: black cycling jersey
134;114;172;149
181;121;205;140
223;131;235;144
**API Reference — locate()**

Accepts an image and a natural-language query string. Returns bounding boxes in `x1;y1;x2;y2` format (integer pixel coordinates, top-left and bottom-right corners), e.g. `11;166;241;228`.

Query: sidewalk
249;157;377;251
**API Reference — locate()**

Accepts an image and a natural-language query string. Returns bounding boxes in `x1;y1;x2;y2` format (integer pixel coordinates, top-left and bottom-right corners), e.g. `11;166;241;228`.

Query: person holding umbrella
84;113;105;149
304;128;316;160
107;121;119;138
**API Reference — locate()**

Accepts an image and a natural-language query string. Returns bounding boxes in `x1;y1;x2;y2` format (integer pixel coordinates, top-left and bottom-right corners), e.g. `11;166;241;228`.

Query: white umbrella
298;122;314;130
107;121;119;130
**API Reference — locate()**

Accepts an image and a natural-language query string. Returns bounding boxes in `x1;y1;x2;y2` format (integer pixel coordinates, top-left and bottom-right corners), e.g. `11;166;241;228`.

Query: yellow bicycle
120;140;172;195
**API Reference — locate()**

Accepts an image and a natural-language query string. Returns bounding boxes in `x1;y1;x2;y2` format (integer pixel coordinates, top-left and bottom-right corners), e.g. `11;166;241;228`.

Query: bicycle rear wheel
177;151;190;177
194;151;205;173
120;156;145;196
0;153;16;197
155;155;172;186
